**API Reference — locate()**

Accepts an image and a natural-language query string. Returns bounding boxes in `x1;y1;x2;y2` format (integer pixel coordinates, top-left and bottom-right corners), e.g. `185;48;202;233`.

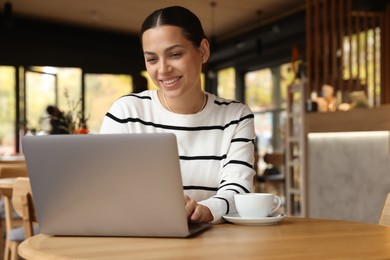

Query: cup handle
270;196;282;215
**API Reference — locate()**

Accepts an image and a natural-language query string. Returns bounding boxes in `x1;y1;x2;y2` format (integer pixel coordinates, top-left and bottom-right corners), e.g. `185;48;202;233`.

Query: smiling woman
140;6;210;115
100;6;256;224
142;25;208;114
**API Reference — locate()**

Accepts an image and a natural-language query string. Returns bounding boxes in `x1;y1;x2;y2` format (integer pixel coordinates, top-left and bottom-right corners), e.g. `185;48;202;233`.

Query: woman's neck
159;90;206;114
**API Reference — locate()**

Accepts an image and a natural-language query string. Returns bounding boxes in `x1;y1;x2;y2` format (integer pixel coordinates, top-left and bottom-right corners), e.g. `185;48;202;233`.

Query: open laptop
22;133;209;237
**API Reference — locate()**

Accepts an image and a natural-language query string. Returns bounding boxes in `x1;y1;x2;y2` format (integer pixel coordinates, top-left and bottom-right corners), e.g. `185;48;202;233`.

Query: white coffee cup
234;193;282;218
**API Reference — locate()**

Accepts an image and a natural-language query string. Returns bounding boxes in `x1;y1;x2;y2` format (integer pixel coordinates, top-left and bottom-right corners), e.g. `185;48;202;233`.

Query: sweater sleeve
199;106;256;223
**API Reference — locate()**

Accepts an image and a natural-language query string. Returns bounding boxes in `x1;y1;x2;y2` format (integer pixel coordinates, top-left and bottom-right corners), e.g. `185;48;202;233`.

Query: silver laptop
22;133;209;237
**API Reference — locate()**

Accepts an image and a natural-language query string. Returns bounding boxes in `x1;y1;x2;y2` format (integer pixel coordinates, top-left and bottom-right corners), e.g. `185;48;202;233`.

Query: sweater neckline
151;90;212;116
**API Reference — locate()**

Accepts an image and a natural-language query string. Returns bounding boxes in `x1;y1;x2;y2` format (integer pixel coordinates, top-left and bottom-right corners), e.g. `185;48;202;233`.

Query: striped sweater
100;90;256;223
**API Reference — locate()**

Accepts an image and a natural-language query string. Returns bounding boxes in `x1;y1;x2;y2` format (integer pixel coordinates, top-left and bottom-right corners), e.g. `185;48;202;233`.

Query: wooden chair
256;153;286;199
3;177;38;260
0;165;28;179
0;167;28;260
12;178;38;239
379;193;390;226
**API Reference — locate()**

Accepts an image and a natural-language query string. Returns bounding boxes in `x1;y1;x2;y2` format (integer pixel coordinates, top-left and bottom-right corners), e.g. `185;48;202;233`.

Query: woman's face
142;25;209;99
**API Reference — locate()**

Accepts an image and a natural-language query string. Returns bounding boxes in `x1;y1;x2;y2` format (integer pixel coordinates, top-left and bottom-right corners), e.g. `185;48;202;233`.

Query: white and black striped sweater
100;90;256;223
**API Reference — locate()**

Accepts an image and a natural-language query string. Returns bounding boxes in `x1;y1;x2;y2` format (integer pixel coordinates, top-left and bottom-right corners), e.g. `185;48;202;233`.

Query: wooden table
18;217;390;259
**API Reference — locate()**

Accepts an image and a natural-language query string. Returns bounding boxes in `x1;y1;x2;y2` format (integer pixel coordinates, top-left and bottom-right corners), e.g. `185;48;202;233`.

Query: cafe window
0;66;16;155
85;74;131;133
25;69;56;132
0;66;138;152
245;68;273;111
245;63;294;168
217;67;235;100
25;67;82;134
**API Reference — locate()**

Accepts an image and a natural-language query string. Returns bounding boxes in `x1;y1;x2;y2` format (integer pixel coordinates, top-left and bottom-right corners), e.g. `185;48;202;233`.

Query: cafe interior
0;0;389;259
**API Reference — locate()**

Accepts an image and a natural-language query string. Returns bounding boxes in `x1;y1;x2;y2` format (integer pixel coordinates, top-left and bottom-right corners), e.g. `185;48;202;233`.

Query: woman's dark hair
140;6;207;47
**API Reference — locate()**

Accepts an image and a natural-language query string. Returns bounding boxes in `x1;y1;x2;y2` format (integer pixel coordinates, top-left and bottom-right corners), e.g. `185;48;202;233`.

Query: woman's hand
184;195;213;223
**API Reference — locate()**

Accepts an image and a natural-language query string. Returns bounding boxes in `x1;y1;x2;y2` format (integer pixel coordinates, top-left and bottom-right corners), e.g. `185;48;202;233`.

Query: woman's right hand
184;195;213;223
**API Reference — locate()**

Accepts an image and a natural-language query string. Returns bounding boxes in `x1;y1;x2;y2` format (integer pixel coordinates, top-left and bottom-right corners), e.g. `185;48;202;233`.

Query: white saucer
223;213;285;226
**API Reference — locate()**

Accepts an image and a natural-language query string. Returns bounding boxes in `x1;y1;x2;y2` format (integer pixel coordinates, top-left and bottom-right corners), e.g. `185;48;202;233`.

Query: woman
100;6;255;223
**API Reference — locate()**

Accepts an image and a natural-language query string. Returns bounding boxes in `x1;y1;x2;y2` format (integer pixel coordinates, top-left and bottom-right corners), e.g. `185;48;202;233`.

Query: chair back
263;153;285;167
379;193;390;226
0;165;28;179
11;177;37;238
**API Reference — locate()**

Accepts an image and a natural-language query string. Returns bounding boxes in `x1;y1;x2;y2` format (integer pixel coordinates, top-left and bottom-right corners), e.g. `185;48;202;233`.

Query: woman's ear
199;39;210;63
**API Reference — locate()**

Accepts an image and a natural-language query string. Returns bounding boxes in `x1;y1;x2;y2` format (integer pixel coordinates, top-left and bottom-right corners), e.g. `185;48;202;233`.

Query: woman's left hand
184;195;213;223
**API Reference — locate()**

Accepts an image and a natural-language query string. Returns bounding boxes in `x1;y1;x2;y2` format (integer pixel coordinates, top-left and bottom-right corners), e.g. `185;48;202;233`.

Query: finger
184;198;196;218
191;205;213;223
190;205;202;223
184;195;190;204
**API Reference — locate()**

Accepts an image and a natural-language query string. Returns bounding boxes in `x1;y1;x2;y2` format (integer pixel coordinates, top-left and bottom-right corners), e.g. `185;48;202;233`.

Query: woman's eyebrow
164;45;185;53
143;51;155;56
143;44;185;56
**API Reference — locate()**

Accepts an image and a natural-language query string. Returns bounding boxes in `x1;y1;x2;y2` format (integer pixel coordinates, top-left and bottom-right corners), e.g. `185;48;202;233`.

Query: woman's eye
170;52;182;58
146;57;157;63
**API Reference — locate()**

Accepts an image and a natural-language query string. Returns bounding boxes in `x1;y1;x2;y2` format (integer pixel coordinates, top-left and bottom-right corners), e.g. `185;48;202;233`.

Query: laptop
22;133;209;237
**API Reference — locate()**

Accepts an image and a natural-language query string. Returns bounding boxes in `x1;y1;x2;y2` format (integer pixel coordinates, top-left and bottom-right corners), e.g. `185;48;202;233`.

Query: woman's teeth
163;78;179;84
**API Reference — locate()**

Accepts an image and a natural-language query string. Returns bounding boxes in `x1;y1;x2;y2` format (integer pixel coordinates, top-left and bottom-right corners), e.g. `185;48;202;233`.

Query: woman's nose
159;59;172;74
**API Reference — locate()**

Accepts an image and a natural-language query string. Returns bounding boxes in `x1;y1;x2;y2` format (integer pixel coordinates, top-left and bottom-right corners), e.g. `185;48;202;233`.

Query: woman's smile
160;77;182;88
